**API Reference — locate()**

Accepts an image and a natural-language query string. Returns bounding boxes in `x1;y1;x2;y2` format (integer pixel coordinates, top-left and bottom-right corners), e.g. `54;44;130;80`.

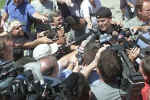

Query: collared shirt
141;82;150;100
4;0;35;32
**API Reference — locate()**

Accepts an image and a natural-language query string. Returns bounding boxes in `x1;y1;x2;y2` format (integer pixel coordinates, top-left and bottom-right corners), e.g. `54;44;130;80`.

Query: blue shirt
127;0;136;6
4;0;35;32
137;32;150;48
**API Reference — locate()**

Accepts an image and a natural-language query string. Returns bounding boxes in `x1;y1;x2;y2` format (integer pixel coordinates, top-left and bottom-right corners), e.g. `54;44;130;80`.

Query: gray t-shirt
90;80;124;100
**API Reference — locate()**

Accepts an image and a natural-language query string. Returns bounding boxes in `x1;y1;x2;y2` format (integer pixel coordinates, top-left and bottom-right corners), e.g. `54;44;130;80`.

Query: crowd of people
0;0;150;100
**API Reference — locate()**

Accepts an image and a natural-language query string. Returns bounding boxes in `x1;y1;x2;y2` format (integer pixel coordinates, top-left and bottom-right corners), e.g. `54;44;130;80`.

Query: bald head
40;56;59;77
143;1;150;11
142;1;150;21
136;0;150;21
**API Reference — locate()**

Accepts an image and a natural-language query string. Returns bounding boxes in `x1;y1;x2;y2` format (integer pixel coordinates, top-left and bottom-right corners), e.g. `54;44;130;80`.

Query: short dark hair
96;7;112;18
142;56;150;77
63;72;90;100
97;48;122;83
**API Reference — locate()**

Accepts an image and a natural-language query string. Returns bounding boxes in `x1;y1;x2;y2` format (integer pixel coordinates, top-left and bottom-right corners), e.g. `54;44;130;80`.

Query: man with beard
8;20;52;60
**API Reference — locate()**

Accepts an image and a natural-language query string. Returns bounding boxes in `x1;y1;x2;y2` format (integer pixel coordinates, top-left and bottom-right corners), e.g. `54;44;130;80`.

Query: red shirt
141;81;150;100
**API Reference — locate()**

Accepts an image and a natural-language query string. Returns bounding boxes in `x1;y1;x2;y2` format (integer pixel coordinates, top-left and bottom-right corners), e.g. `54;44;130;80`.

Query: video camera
0;61;24;80
0;69;69;100
108;44;144;99
0;61;24;96
0;69;88;100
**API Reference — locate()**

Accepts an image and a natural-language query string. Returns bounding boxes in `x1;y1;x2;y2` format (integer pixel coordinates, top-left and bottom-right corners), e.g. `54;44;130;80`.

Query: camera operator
0;35;30;100
7;20;52;60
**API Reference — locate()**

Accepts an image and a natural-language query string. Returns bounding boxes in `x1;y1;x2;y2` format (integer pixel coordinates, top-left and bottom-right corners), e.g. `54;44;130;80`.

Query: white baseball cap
33;43;58;60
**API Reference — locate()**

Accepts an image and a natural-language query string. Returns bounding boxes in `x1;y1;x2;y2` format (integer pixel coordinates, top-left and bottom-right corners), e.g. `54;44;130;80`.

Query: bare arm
81;49;101;78
58;50;77;69
23;37;52;48
1;12;8;27
131;25;150;32
127;1;135;8
85;17;92;29
32;12;48;23
81;45;109;78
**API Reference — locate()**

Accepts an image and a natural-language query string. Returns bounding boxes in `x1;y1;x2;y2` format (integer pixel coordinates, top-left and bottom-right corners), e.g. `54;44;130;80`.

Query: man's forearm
23;40;40;48
1;12;8;22
1;12;8;27
81;53;100;79
81;60;97;79
137;25;150;32
85;17;92;28
81;46;108;78
127;2;134;8
32;12;46;21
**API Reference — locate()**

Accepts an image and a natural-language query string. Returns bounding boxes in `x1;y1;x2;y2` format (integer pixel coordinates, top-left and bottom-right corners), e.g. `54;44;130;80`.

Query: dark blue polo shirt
4;0;35;32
